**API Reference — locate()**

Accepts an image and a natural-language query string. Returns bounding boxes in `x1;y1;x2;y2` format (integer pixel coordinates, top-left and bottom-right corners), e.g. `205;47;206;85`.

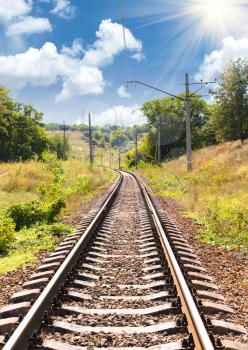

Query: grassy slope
0;139;116;274
48;130;127;168
136;140;248;252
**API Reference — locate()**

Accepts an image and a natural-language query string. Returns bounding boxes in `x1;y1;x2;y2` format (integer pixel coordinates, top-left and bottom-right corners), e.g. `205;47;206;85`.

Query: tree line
45;123;149;150
0;86;69;162
126;59;248;166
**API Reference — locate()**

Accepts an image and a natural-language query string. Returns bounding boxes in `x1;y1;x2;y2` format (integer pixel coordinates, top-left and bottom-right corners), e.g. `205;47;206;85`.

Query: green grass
0;149;116;275
136;140;248;253
48;130;131;169
0;250;37;275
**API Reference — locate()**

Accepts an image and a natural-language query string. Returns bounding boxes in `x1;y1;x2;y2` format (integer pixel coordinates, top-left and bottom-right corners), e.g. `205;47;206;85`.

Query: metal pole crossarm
127;81;184;101
190;81;216;97
180;81;217;85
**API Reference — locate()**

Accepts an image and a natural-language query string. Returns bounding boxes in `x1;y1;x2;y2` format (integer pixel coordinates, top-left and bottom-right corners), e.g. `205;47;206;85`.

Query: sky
0;0;248;126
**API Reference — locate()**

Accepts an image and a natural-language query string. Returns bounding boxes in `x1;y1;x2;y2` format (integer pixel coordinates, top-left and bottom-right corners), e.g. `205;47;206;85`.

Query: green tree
110;128;128;147
210;59;248;144
48;135;70;160
142;94;209;161
0;85;48;161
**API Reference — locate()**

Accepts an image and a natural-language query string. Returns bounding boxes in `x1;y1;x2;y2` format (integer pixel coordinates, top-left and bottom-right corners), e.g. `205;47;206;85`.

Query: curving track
0;172;246;350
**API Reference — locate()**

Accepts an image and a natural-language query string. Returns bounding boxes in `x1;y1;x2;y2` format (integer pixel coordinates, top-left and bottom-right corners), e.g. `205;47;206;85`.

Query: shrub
14;223;74;250
6;198;65;230
74;175;92;194
45;198;66;222
0;216;15;252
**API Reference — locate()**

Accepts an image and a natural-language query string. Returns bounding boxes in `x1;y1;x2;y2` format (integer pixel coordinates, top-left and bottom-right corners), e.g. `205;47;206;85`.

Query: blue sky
0;0;248;125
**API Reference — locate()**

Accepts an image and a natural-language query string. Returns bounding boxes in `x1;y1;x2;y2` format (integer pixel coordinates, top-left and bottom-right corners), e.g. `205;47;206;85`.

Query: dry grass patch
137;140;248;252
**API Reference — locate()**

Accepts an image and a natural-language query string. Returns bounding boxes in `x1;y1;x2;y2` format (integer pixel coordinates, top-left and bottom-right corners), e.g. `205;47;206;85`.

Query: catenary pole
157;114;161;165
118;147;121;170
109;145;112;168
88;113;93;165
63;121;66;160
185;73;192;171
135;130;138;169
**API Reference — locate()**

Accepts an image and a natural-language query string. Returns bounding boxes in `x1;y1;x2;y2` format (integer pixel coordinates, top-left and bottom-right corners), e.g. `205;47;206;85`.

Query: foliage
110;128;129;147
0;215;15;252
0;86;48;161
13;223;73;251
210;59;248;144
48;134;70;160
5;198;65;230
125;134;153;167
142;94;210;162
197;200;248;251
136;140;248;252
0;222;74;274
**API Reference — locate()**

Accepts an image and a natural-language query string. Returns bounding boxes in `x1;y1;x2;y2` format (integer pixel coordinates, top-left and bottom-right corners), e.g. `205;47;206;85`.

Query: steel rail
130;172;214;350
3;173;123;350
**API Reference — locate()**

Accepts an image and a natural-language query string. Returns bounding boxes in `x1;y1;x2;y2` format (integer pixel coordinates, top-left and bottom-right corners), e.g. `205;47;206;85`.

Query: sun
191;0;239;31
204;0;228;22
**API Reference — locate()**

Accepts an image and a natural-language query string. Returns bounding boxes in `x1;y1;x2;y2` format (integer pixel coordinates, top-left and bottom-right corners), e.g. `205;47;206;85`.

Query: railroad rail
0;171;246;350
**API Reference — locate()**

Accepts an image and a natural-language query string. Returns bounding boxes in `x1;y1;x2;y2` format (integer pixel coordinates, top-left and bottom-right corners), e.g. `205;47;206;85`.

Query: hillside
137;140;248;252
48;130;133;168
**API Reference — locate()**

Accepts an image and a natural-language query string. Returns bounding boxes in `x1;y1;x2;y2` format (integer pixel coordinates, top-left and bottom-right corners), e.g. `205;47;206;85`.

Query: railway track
0;171;246;350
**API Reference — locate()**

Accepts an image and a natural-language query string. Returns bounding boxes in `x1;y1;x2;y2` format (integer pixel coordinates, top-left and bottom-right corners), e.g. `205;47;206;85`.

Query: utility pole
118;147;121;170
185;73;192;171
88;113;93;165
63;121;66;160
128;79;215;171
157;114;161;165
109;145;112;168
135;130;138;169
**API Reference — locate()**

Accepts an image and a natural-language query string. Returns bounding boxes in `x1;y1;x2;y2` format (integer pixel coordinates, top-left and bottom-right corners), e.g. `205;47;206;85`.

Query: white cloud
0;0;32;22
118;85;131;98
6;16;52;36
61;39;84;58
0;42;105;101
195;36;248;81
56;66;104;102
131;52;145;62
0;19;143;101
51;0;75;19
92;105;146;126
0;0;52;37
83;19;142;67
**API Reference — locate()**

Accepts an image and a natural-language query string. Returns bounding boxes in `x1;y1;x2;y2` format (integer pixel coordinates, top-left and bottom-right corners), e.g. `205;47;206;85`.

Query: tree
0;85;48;161
110;128;128;147
211;59;248;144
142;94;209;161
48;135;70;160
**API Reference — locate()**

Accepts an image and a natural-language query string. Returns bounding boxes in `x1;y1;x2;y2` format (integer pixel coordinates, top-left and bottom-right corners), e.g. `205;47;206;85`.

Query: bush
13;223;74;250
197;201;248;252
74;175;92;194
46;198;66;222
0;216;15;252
48;135;70;160
6;198;65;230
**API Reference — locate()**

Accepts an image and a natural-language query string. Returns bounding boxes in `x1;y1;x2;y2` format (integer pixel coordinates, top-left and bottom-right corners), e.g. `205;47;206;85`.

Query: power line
120;0;127;50
127;80;184;101
127;77;216;171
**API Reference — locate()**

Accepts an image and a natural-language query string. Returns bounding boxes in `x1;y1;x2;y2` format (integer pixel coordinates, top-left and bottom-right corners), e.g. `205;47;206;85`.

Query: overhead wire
119;0;130;91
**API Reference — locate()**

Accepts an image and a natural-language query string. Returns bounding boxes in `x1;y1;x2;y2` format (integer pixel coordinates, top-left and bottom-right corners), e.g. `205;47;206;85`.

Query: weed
5;198;65;230
137;140;248;252
0;216;15;252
